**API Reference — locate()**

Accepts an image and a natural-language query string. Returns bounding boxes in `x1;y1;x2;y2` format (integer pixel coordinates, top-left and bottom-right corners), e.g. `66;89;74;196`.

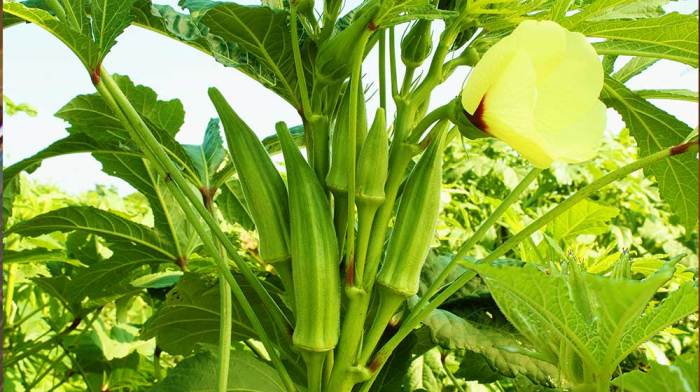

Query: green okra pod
326;87;368;193
361;127;448;362
208;88;291;264
356;108;388;207
276;121;341;352
377;128;447;296
315;4;379;84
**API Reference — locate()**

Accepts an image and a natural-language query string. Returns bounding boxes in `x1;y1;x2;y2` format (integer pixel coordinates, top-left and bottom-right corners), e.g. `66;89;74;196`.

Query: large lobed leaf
602;76;698;231
472;261;698;382
575;13;698;67
4;0;134;73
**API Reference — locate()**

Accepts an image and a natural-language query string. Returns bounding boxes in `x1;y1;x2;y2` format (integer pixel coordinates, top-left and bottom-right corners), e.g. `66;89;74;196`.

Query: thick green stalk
345;31;371;275
95;72;295;390
359;141;699;390
303;351;325;392
413;168;541;313
354;203;378;286
327;30;371;392
98;69;291;331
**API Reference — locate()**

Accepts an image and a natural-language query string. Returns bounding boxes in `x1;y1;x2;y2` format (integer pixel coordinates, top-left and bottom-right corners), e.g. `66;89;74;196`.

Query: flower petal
480;49;552;167
545;100;607;164
534;30;604;135
460;34;518;114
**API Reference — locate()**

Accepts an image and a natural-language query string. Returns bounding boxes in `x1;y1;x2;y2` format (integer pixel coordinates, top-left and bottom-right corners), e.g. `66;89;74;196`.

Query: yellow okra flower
461;20;606;168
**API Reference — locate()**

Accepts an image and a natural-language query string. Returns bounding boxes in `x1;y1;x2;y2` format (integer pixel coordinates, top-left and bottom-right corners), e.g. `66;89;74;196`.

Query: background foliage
4;132;697;391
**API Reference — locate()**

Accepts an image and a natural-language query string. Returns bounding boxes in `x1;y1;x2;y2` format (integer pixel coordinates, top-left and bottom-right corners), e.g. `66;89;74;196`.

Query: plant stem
290;6;312;116
164;181;296;392
414;168;541;313
217;248;232;392
4;264;17;326
303;351;325;392
358;288;404;364
378;30;387;110
400;66;416;96
359;141;698;390
354;202;378;287
406;100;455;143
345;32;370;276
389;28;399;98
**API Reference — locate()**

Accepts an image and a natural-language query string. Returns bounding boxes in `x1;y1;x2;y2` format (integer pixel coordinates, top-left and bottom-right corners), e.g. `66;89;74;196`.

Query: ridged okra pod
356;108;388;207
361;128;447;362
377;129;447;296
326;87;368;193
354;108;388;283
275;122;341;352
208;88;291;264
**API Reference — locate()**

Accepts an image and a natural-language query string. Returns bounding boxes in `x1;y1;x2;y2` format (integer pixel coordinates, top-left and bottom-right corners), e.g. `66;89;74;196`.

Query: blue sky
4;0;698;195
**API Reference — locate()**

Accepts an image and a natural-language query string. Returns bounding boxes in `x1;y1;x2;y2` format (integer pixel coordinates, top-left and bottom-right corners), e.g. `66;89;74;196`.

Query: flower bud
401;20;433;68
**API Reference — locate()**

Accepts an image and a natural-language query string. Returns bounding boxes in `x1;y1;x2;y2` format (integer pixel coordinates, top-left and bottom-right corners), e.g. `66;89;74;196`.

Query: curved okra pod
208;88;291;264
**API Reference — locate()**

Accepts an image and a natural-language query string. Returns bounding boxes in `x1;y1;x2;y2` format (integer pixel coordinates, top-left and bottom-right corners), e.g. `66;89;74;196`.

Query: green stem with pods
359;140;699;390
326;29;371;392
95;71;296;391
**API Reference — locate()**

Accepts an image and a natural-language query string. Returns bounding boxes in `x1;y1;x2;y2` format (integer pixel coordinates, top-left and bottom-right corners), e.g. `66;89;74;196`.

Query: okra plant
4;0;699;391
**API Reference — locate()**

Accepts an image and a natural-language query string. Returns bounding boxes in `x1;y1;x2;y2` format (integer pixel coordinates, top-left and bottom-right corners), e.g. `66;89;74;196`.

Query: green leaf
8;206;175;259
152;350;286;392
565;0;669;26
472;261;698;382
612;351;698;392
90;0;134;63
216;180;254;230
4;0;134;72
634;89;698;102
4;2;99;70
602;76;698;230
548;199;619;240
57;74;185;138
405;347;445;392
422;308;559;386
375;0;456;27
576;13;699;67
3;133;132;187
53;75;202;256
130;271;183;288
197;3;305;107
3;248;81;266
141;273;279;355
613;57;659;83
183;118;226;188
